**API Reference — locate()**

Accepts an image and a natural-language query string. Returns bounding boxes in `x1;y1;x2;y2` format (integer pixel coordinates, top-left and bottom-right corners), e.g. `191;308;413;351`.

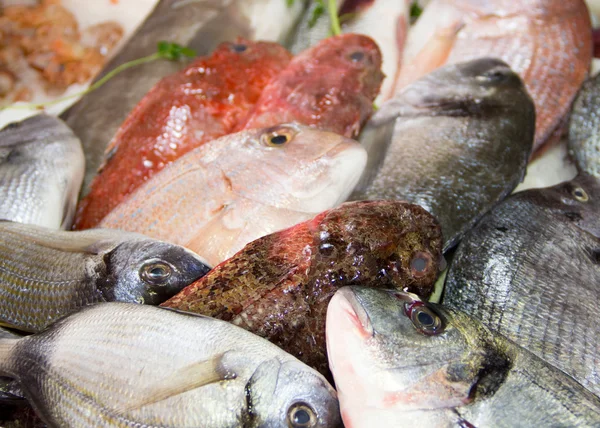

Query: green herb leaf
286;0;294;7
327;0;342;36
157;41;197;61
308;0;326;28
410;1;423;19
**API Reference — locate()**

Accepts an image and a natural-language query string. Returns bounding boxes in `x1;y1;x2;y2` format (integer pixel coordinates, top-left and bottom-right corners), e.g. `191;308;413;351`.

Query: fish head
99;240;212;305
233;124;367;213
312;201;442;297
326;287;510;420
245;358;341;427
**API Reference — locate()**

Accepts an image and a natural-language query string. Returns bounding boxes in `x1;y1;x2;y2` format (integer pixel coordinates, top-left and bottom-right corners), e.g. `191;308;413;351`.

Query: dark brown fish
162;200;442;375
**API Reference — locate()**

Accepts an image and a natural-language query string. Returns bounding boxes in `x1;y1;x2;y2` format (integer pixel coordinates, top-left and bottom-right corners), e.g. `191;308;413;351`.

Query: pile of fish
0;0;598;426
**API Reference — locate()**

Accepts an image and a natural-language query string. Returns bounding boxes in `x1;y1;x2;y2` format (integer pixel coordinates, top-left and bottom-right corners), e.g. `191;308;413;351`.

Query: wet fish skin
327;287;600;428
352;58;535;251
99;124;367;266
0;221;211;333
73;38;292;230
569;72;600;178
162;200;443;375
0;303;340;428
444;173;600;395
0;115;84;230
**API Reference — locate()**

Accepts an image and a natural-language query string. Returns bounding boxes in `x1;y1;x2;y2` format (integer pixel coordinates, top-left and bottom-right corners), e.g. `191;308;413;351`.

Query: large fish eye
230;43;247;53
287;402;317;428
261;126;297;147
410;252;434;278
140;260;173;285
572;187;589;202
405;302;444;335
349;51;365;62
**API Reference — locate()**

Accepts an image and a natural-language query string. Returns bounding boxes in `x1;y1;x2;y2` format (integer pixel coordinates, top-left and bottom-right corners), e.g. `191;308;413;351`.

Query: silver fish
569;72;600;178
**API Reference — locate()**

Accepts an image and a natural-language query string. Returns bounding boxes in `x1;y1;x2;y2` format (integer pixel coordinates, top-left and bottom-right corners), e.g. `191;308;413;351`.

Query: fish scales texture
444;174;600;395
569;72;600;178
241;34;384;138
162;200;443;375
0;303;340;427
0;115;84;230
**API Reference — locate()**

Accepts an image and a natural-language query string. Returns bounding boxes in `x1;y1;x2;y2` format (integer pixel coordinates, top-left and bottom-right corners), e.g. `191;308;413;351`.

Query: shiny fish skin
0;115;84;230
569;72;600;178
352;58;535;251
99;124;367;266
0;221;211;333
0;303;340;428
327;287;600;428
162;200;442;376
444;173;600;395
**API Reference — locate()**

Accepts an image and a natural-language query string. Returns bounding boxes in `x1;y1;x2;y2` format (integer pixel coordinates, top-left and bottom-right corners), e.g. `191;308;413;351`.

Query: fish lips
329;287;375;340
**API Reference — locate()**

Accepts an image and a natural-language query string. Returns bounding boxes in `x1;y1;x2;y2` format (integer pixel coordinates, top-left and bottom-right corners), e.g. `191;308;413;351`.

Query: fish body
444;173;600;395
0;221;211;333
73;39;292;230
327;287;600;427
60;0;306;192
395;0;592;151
569;72;600;178
352;58;535;250
242;34;384;138
99;124;367;266
0;115;84;229
162;200;442;375
0;303;340;427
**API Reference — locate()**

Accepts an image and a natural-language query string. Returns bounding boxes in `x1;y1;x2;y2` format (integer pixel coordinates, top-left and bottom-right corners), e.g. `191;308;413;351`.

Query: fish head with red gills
242;34;384;138
326;286;511;428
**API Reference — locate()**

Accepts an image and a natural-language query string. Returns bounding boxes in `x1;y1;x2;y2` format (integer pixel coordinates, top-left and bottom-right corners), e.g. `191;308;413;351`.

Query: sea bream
99;124;367;266
0;115;84;230
0;303;341;427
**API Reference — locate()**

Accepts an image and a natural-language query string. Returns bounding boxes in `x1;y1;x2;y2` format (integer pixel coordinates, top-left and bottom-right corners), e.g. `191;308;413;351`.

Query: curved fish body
60;0;307;192
0;303;340;428
241;34;384;138
100;124;367;266
327;287;600;428
569;72;600;178
394;0;592;151
0;221;211;333
352;58;535;251
73;39;292;230
0;115;84;230
444;174;600;395
162;200;443;375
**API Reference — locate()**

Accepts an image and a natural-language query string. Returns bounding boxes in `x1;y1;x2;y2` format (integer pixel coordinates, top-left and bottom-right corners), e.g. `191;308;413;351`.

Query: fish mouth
332;287;374;339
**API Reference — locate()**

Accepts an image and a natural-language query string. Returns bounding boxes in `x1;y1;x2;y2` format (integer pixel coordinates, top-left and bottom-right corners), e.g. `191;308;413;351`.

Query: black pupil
293;409;311;425
411;257;427;272
270;134;288;145
231;44;247;52
417;310;434;326
150;267;166;278
350;51;364;62
574;189;584;198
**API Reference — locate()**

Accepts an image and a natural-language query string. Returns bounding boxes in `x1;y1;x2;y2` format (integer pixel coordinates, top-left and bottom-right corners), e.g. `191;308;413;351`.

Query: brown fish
162;200;443;375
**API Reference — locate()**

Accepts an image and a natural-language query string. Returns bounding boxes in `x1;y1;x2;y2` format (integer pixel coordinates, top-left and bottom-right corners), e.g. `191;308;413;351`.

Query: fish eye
405;302;444;335
261;126;297;147
287;402;317;428
230;43;247;53
140;260;173;285
572;187;589;202
410;252;433;278
349;51;365;62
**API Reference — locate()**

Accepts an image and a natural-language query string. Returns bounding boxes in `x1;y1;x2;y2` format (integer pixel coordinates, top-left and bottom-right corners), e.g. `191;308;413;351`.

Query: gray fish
0;303;340;428
0;115;84;230
350;57;535;251
569;72;600;178
60;0;307;193
326;287;600;427
0;221;211;333
444;173;600;395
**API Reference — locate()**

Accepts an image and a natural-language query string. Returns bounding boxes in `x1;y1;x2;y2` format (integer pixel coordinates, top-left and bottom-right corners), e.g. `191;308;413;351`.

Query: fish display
99;124;367;266
569;72;600;178
352;58;535;250
327;287;600;427
60;0;307;192
241;34;384;138
394;0;592;151
0;221;211;333
73;39;292;230
444;173;600;395
162;200;443;375
0;115;84;230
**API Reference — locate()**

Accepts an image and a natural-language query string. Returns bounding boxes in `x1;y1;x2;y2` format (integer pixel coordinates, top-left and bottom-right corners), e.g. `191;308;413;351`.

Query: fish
569;72;600;178
162;200;443;375
241;34;384;138
73;39;293;230
0;221;211;333
393;0;592;152
0;302;341;427
0;115;84;230
60;0;307;193
326;286;600;427
99;124;367;266
444;173;600;396
287;0;345;54
351;58;535;251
